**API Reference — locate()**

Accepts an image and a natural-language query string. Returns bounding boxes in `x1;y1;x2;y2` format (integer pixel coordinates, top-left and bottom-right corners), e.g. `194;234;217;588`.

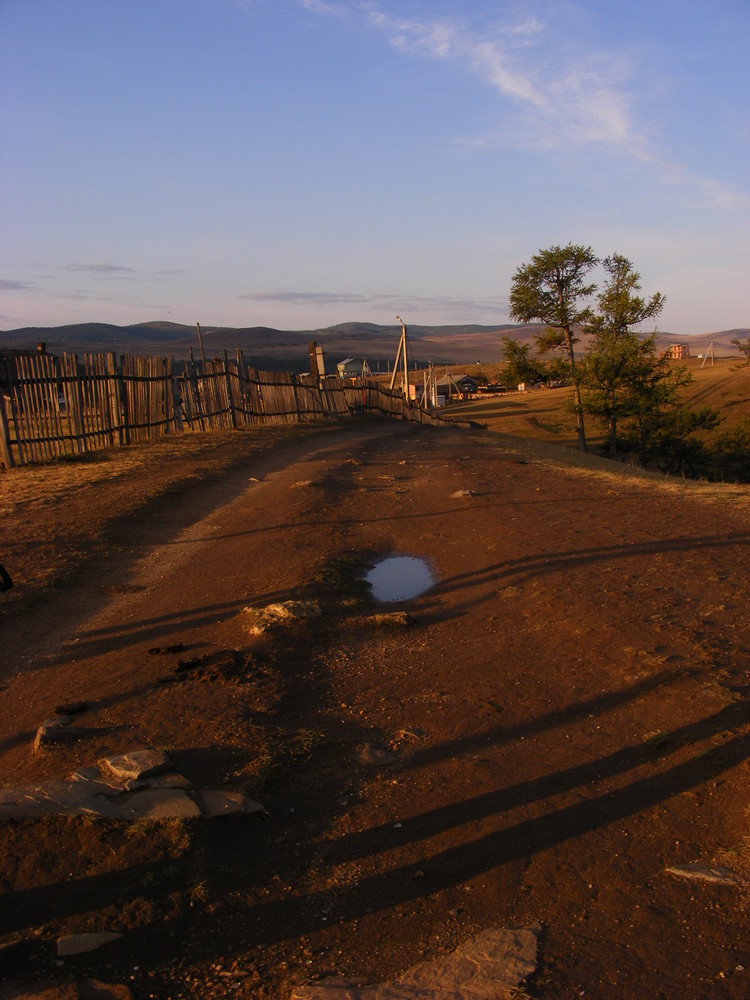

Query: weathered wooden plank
0;369;15;468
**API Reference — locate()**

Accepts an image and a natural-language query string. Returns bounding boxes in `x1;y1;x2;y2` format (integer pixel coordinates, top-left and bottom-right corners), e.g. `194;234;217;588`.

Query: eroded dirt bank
1;420;749;999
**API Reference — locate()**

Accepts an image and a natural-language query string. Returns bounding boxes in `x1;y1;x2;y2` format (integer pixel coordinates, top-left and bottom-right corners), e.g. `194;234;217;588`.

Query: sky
1;0;748;336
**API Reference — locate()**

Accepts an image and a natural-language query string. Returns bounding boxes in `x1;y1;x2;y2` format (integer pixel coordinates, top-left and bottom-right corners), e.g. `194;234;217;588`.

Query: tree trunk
608;416;617;457
565;328;587;452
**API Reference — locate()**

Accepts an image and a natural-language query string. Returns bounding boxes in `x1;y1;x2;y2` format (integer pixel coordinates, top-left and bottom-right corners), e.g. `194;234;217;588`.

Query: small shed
436;374;478;397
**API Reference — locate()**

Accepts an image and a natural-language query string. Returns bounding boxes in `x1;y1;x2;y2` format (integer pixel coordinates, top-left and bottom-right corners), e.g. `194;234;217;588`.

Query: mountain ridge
1;321;745;368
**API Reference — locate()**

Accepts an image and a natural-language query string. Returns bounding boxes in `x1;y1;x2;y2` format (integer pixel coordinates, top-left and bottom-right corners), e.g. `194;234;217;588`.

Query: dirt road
1;419;749;998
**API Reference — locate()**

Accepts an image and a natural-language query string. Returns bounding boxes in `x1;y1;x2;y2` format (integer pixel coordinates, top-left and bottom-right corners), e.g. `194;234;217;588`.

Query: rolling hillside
1;321;745;369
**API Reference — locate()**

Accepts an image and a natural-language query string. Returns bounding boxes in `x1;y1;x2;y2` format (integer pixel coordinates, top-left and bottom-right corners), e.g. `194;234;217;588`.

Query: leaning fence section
0;353;457;468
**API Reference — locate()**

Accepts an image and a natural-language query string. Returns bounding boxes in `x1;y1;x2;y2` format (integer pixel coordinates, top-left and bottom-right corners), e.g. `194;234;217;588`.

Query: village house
436;373;478;399
667;344;691;359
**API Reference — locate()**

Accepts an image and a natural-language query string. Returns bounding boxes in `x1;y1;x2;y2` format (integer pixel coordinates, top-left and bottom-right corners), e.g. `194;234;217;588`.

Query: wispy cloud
63;262;137;275
359;4;643;156
0;278;35;291
299;0;347;14
240;290;368;305
241;289;506;317
344;4;749;211
370;293;507;318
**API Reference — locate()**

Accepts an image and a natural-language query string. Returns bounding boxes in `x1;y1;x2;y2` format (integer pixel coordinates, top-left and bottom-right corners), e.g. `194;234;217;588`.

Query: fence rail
0;351;459;468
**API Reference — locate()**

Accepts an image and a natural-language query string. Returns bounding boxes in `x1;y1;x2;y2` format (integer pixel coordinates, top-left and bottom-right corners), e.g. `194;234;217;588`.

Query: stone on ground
665;863;742;886
1;980;133;998
56;932;124;957
98;750;171;782
289;924;540;999
241;600;321;635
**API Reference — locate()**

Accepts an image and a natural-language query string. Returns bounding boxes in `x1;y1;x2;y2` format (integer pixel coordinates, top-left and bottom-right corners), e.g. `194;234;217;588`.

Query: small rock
289;924;540;999
0;981;134;999
665;864;742;886
363;612;416;629
56;932;124;957
98;750;171;782
451;488;476;498
33;717;73;752
241;600;321;635
0;935;24;955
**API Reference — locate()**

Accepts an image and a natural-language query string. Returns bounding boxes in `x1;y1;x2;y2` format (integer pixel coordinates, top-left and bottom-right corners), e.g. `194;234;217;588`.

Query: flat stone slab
193;789;265;818
0;781;124;820
665;863;743;886
114;788;201;820
290;925;540;999
57;932;124;957
1;980;133;999
0;748;264;823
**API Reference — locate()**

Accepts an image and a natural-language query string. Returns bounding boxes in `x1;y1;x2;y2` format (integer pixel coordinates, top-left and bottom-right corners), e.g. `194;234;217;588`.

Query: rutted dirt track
1;419;749;999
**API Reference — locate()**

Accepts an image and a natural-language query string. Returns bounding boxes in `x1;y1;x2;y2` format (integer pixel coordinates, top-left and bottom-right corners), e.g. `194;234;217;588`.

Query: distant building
667;344;691;359
436;374;478;397
336;358;361;379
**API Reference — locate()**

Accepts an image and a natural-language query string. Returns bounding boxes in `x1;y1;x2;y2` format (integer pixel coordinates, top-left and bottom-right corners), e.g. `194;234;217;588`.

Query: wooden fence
0;351;458;468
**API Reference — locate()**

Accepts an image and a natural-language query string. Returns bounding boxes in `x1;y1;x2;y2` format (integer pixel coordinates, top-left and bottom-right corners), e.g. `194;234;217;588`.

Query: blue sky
1;0;748;335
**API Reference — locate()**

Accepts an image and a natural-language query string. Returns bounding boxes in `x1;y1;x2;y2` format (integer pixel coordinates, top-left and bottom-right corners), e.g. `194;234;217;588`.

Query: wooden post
0;377;14;468
309;341;319;377
106;352;124;447
196;322;207;374
71;354;88;454
223;352;238;428
169;357;183;432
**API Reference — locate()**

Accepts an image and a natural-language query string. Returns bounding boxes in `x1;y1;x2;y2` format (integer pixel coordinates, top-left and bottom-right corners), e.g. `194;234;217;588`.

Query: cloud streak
240;289;507;317
241;290;368;305
360;4;643;154
63;262;137;275
0;279;35;292
349;3;748;211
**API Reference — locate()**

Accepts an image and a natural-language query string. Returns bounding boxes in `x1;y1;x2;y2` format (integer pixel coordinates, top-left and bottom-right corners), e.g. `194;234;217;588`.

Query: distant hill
0;321;746;369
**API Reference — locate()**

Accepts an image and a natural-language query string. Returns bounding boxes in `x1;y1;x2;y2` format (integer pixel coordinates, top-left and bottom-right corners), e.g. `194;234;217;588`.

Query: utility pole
700;341;715;369
390;316;410;399
196;322;207;373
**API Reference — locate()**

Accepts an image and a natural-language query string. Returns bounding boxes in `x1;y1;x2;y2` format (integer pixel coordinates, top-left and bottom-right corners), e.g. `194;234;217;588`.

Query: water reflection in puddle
365;555;436;603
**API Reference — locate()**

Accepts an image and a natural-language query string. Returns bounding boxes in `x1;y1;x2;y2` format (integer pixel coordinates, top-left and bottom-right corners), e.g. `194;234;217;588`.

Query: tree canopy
578;255;666;456
509;243;598;451
731;335;750;368
507;245;727;474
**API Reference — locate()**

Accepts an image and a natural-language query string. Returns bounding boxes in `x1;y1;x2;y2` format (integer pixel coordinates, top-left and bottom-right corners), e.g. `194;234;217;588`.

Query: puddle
365;555;436;603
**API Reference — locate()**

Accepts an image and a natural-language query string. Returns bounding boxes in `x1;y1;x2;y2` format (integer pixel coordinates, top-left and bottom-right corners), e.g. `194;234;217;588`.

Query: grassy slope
446;357;750;450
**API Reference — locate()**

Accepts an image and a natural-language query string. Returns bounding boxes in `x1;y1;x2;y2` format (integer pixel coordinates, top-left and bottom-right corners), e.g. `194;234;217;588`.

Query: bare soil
1;419;749;999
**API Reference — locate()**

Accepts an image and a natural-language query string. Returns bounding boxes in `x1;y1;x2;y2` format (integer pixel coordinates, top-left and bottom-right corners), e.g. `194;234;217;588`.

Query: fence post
105;353;123;447
169;358;183;433
69;354;88;454
0;374;14;468
223;351;237;429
